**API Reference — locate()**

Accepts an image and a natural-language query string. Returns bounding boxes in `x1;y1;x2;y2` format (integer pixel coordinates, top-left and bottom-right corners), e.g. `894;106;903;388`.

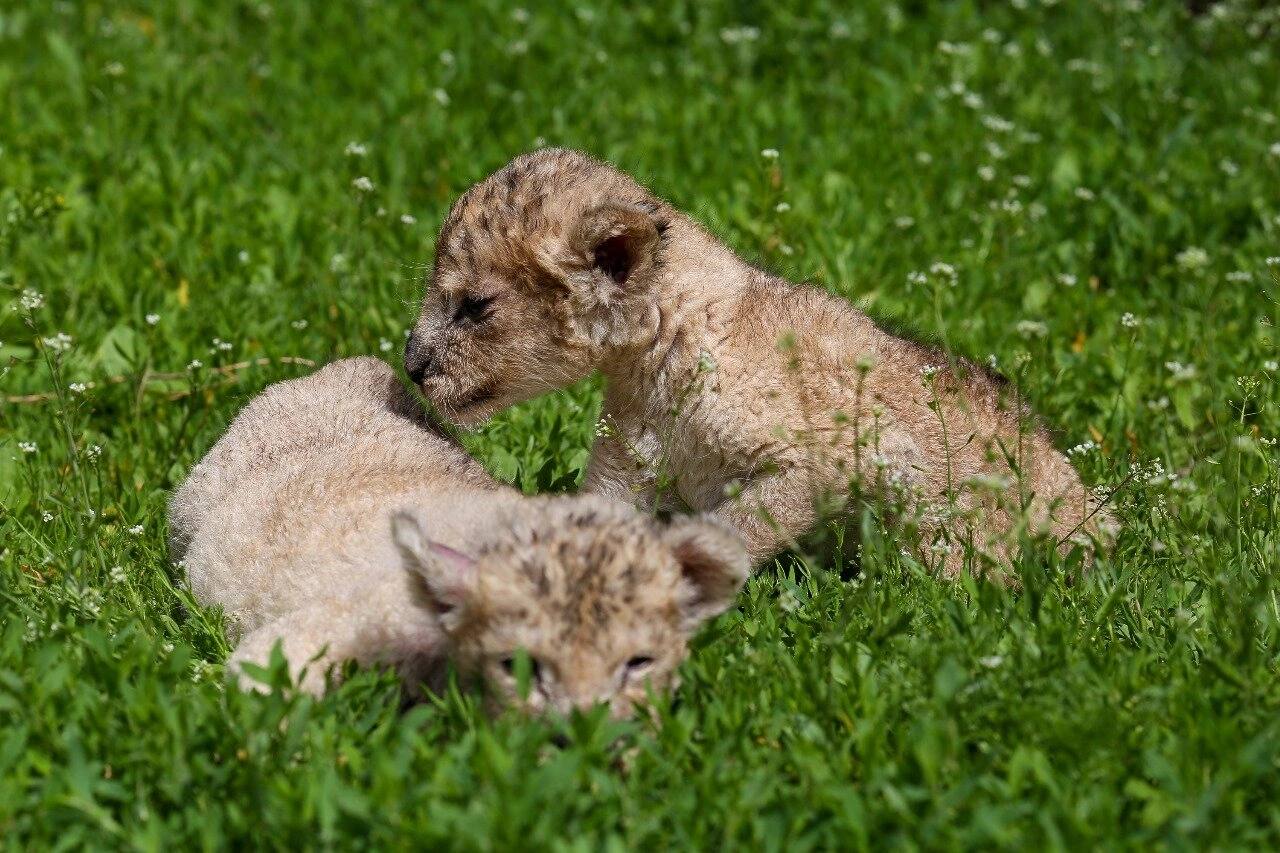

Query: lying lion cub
170;357;748;716
405;149;1114;576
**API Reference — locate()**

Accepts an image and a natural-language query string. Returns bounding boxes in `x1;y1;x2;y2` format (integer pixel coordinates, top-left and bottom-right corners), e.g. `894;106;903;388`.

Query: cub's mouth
424;380;501;424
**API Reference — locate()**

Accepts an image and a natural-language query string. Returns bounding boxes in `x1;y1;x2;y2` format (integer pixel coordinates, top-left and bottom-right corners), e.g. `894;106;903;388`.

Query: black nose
404;335;435;385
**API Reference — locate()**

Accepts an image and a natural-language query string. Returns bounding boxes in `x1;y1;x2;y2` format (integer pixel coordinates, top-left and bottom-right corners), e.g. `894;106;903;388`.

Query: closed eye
625;656;655;675
453;293;494;325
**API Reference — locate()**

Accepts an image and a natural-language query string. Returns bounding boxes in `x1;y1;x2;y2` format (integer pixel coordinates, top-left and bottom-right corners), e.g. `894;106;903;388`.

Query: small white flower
986;353;999;370
981;114;1014;133
69;382;87;394
511;7;529;22
237;249;250;265
379;337;393;353
1225;271;1252;283
720;25;761;44
1264;360;1278;372
1057;273;1078;287
1012;174;1032;188
145;312;161;325
400;213;417;225
187;359;203;370
977;165;996;182
329;253;349;274
291;319;308;330
85;444;102;460
1219;159;1239;177
1269;142;1280;158
1016;320;1048;339
1165;361;1198;381
962;91;984;110
18;441;37;454
920;364;941;380
760;148;780;160
128;524;145;535
41;511;54;522
979;655;1004;669
103;61;125;77
929;261;958;283
1175;246;1209;271
1074;187;1095;201
351;176;375;193
109;565;127;584
915;151;933;165
42;332;73;352
1067;440;1098;457
894;215;915;229
439;49;455;66
774;202;791;213
432;88;450;106
161;642;175;655
1120;312;1140;328
1266;257;1280;267
344;141;367;157
18;289;45;311
210;337;232;352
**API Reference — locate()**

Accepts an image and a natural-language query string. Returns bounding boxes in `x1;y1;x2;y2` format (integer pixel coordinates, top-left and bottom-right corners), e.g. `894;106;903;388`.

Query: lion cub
170;357;748;717
405;149;1114;576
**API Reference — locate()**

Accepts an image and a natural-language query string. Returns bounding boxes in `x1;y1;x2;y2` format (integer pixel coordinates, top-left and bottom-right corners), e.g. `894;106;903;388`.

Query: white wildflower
720;25;761;44
1057;273;1078;287
68;382;87;394
760;148;780;160
145;312;160;325
19;289;46;311
977;165;996;182
210;337;232;352
1164;361;1197;382
907;270;927;287
1120;312;1140;328
894;215;915;229
85;444;102;460
344;141;367;157
351;176;374;193
42;332;73;352
981;114;1014;133
1016;320;1048;339
439;49;455;66
18;441;37;454
109;565;126;584
1264;360;1278;371
1269;142;1280;158
237;249;250;265
1225;271;1252;283
1266;257;1280;267
433;88;450;106
103;61;125;77
329;253;349;274
920;364;941;380
400;213;417;225
1175;246;1209;271
916;151;933;165
1067;440;1098;457
929;261;958;283
1012;174;1032;188
291;319;308;330
774;201;791;213
1074;187;1095;201
511;7;529;22
42;511;53;522
962;91;984;110
979;655;1004;669
128;524;144;535
379;337;393;353
187;359;203;370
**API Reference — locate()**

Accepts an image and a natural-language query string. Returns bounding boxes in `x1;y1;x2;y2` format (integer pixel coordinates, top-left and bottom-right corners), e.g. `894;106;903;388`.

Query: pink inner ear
593;233;632;284
428;540;476;572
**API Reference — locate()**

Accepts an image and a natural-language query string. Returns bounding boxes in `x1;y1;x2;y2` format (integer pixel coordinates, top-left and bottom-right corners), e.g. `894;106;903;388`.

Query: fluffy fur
406;149;1116;578
170;357;749;716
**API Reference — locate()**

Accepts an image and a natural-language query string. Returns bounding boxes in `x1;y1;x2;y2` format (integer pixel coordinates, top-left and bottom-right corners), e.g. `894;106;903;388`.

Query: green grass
3;0;1279;847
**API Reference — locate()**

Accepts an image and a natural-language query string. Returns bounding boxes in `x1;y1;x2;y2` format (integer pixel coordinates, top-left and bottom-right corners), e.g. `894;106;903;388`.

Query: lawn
2;0;1279;847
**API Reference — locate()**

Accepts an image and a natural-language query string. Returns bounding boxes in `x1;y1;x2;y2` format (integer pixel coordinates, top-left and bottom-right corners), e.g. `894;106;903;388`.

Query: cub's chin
422;380;503;428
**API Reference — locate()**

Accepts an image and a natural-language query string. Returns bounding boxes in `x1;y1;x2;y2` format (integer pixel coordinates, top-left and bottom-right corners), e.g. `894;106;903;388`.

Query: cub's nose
404;334;436;385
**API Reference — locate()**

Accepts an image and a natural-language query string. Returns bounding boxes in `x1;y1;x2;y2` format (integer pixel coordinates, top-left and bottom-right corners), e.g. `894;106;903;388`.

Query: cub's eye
500;655;541;681
625;656;655;674
453;293;494;325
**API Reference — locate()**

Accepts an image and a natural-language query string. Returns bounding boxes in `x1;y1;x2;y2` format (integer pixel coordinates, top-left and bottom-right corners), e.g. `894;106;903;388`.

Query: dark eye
500;655;541;680
626;656;655;672
454;293;493;325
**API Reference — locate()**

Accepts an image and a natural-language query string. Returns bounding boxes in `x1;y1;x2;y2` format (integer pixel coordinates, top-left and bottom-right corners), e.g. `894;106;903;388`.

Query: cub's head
405;149;670;425
390;496;747;719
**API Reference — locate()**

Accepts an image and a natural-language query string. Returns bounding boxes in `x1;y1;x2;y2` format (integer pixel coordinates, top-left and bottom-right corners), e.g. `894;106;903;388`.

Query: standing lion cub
170;357;748;717
405;149;1114;577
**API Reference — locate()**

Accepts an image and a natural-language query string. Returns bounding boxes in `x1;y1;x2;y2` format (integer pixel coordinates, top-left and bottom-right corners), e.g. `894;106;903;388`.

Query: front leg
711;470;820;567
229;603;358;696
584;432;659;513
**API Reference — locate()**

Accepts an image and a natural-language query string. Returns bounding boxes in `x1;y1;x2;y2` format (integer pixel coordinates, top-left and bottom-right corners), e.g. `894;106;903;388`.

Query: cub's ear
663;515;750;630
391;510;477;630
572;203;662;288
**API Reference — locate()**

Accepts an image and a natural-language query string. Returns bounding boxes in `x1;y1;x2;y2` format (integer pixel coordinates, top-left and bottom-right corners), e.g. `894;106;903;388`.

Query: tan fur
407;149;1117;579
170;357;748;716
